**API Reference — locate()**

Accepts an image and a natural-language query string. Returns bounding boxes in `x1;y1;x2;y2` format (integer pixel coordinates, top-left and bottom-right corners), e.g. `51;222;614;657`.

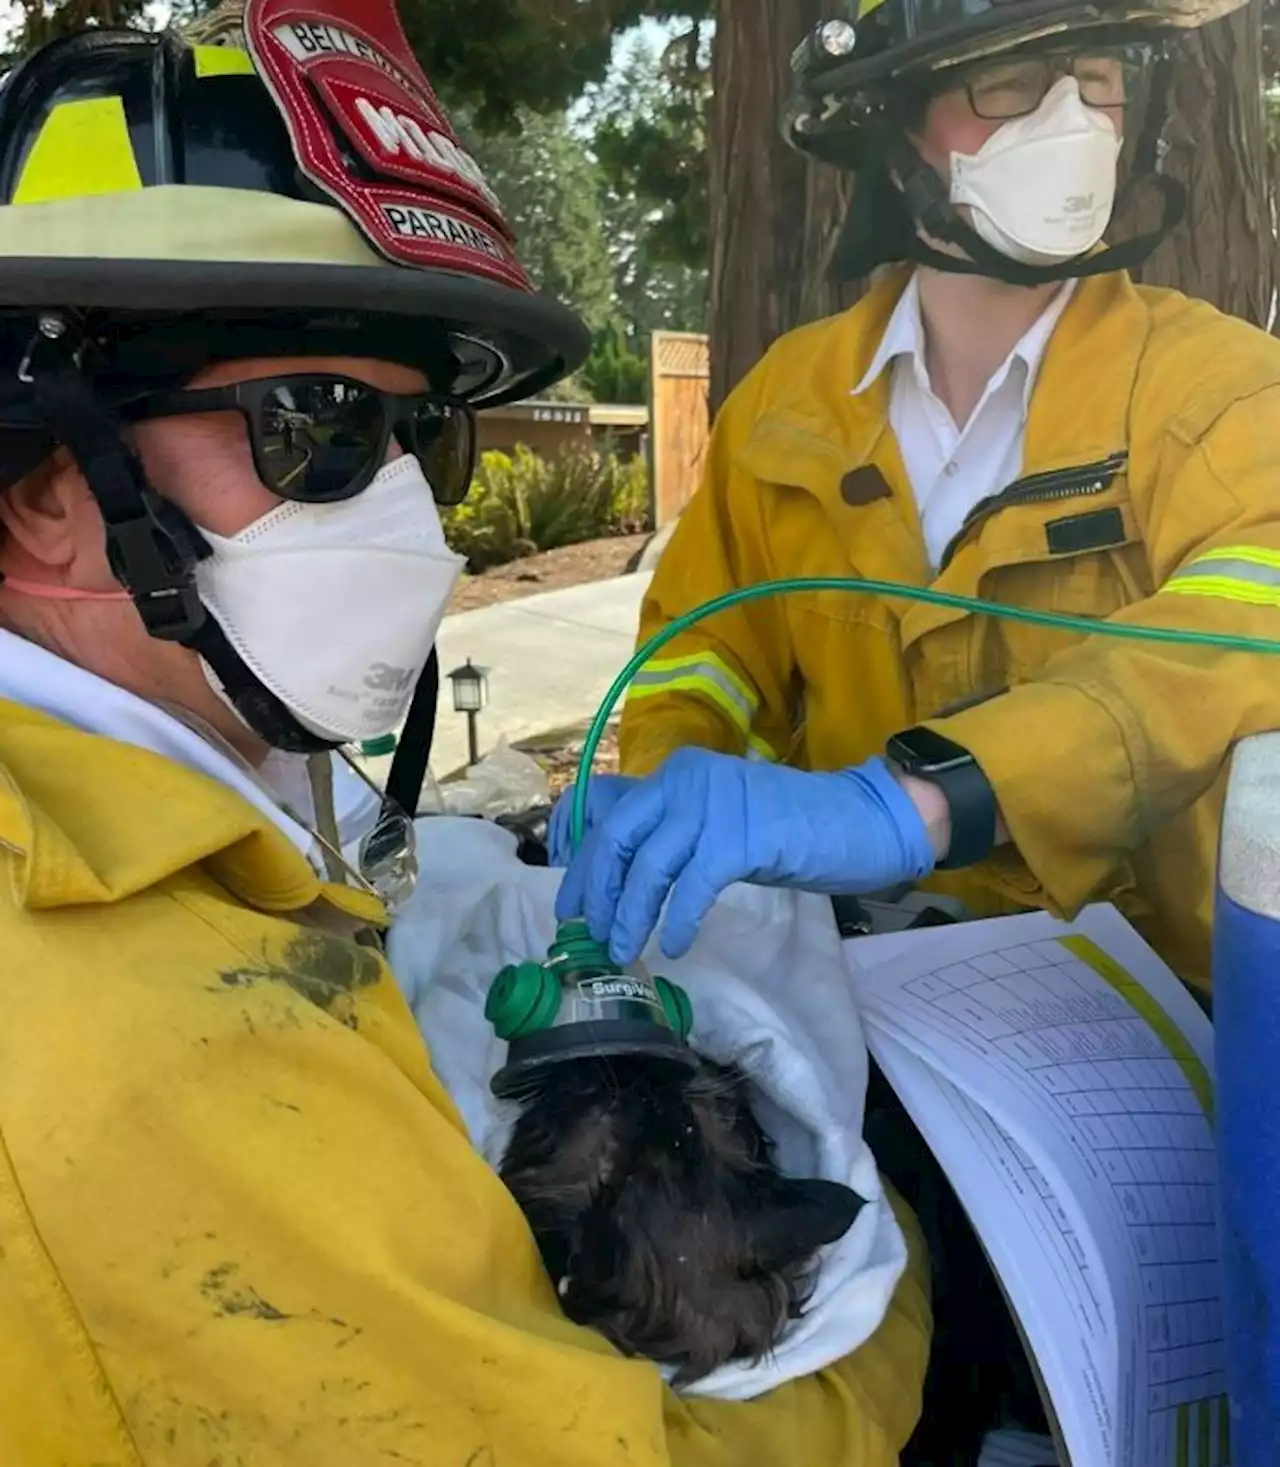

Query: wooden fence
649;330;710;528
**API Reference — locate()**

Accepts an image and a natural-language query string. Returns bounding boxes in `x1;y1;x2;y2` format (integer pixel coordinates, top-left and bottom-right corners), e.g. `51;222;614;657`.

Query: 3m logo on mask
365;663;417;694
1064;193;1096;215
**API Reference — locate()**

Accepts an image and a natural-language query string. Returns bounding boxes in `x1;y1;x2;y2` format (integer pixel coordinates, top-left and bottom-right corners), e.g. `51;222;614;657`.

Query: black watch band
885;726;997;871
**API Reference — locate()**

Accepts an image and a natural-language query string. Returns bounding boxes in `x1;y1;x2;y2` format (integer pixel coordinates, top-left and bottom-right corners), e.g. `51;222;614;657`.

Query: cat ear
747;1178;866;1267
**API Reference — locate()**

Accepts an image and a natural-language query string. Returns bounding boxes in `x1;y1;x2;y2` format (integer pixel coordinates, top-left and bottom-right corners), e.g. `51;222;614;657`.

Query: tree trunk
707;0;853;413
1128;1;1274;325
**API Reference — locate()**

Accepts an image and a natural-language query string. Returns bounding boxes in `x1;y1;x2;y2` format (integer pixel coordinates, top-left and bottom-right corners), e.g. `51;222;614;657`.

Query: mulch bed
515;722;621;800
447;534;650;615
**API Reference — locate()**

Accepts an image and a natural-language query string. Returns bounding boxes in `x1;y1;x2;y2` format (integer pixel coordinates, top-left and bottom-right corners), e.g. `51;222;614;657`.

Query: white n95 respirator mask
195;453;463;744
948;77;1123;267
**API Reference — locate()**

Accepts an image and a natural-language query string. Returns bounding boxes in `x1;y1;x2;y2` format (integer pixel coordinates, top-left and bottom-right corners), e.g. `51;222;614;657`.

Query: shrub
443;445;652;571
580;321;648;405
610;452;651;534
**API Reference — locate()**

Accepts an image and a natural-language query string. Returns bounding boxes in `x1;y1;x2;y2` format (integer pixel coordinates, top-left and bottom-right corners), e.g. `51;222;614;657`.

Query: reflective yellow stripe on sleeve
1165;546;1280;608
626;651;759;736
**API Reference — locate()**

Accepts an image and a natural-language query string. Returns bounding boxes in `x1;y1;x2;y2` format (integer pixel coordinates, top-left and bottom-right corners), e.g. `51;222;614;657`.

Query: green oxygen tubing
566;574;1280;853
488;573;1280;1082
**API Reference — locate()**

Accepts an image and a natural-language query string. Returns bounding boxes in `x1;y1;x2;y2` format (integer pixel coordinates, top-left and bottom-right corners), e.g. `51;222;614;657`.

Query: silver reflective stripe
628;660;757;729
1170;557;1280;587
1219;734;1280;917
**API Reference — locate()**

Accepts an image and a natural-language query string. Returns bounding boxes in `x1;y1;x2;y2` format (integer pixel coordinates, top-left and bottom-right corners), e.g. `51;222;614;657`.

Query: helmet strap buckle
103;493;208;641
899;162;956;245
16;313;85;386
25;354;208;642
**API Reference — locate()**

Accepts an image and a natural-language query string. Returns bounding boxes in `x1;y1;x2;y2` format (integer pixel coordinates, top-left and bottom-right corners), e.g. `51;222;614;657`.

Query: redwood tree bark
1128;1;1274;325
707;0;853;413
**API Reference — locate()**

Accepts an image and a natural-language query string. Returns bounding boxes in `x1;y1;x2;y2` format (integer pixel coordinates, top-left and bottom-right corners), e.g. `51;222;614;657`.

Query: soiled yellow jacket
622;268;1280;991
0;695;929;1466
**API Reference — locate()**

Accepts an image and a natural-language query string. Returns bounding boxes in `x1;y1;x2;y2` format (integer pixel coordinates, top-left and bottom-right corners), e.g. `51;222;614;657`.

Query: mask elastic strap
384;646;440;819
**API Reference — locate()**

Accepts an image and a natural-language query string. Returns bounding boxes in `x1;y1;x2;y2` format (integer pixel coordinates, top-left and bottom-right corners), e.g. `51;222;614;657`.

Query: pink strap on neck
0;576;132;602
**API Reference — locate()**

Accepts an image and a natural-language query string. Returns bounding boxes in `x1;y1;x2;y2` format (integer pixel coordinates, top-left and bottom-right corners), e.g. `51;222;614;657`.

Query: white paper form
847;906;1227;1467
873;1029;1113;1465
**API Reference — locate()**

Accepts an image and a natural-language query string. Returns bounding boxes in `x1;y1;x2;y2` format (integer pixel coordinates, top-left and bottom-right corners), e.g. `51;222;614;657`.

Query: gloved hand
556;747;938;963
546;773;640;866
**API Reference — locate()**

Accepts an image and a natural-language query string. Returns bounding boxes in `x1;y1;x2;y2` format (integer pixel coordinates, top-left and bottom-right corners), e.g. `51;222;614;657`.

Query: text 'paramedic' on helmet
782;0;1252;286
0;0;591;758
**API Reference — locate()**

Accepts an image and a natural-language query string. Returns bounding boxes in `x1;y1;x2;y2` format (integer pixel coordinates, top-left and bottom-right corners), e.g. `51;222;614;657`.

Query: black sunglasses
123;372;477;506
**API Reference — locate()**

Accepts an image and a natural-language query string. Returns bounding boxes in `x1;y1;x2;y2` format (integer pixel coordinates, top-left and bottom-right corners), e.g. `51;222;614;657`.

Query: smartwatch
885;726;997;871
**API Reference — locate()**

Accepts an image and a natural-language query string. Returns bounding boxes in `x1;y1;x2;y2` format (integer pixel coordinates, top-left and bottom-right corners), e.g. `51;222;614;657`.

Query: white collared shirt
853;273;1076;570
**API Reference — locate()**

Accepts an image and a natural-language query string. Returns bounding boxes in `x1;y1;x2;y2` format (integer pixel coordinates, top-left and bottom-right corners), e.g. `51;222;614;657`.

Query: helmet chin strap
878;53;1183;287
24;335;341;755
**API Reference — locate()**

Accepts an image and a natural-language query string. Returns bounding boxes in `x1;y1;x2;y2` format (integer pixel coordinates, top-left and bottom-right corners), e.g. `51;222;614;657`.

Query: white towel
388;816;908;1401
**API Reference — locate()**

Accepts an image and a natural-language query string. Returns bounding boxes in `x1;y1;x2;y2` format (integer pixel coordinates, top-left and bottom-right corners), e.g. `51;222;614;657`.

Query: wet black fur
499;1053;863;1385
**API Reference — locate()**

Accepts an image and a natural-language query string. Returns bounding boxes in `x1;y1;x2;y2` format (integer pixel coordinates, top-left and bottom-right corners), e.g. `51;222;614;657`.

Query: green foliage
581;29;711;344
443;446;650;570
451;26;712;358
459;107;615;334
609;448;651;531
589;26;710;271
580;321;649;403
536;371;597;405
401;1;711;131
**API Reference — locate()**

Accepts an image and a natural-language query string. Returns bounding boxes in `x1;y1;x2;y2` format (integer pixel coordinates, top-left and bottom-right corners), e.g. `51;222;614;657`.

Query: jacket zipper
938;452;1129;574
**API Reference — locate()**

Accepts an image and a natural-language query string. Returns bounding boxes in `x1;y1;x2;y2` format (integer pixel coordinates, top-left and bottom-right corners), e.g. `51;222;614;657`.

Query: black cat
499;1052;864;1385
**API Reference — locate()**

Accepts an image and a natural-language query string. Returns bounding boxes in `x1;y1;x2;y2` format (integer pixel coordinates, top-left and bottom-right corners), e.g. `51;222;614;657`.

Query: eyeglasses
315;747;420;915
124;373;478;506
955;45;1152;121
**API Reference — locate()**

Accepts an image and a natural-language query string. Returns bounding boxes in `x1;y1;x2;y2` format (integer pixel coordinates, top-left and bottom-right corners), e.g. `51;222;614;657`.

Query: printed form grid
900;938;1227;1467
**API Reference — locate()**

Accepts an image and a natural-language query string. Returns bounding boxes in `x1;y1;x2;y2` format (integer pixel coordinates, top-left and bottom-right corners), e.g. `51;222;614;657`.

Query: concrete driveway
342;570;649;789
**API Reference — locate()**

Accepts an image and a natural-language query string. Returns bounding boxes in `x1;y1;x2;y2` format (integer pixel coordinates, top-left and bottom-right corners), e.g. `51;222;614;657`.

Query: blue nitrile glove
546;773;640;866
555;747;937;964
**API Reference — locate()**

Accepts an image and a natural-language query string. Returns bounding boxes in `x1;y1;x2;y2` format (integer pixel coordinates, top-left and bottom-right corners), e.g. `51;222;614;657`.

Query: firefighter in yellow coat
0;5;929;1465
555;0;1279;995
